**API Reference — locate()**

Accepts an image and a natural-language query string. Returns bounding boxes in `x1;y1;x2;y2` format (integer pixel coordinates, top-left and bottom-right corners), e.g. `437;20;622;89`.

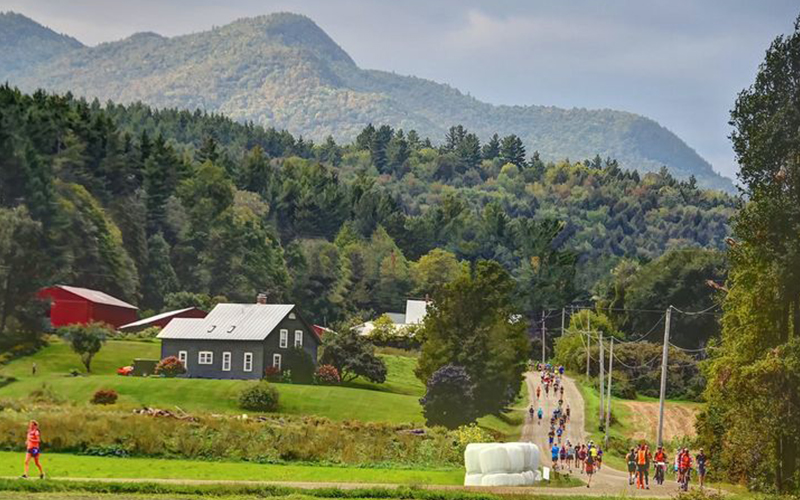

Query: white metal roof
157;303;295;341
118;307;200;331
58;285;137;309
404;300;428;325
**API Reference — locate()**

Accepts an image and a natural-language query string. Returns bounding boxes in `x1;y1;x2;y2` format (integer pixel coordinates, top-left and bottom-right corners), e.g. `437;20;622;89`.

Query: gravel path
520;371;683;497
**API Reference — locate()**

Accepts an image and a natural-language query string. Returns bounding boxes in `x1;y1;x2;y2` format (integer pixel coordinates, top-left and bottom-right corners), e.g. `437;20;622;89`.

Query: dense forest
0;85;734;350
0;11;734;191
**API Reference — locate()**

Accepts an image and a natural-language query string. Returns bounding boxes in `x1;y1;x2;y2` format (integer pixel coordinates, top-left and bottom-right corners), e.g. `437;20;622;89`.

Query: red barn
38;285;138;329
118;307;207;333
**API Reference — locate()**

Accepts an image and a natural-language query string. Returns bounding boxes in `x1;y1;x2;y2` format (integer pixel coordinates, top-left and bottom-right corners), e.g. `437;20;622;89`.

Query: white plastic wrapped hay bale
464;473;484;486
481;472;526;486
504;444;526;473
479;446;511;474
522;470;536;486
463;442;542;486
464;443;491;474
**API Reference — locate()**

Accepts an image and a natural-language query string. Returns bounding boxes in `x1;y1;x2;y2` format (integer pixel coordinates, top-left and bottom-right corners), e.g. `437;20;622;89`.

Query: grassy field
573;376;701;471
0;451;463;485
0;340;525;437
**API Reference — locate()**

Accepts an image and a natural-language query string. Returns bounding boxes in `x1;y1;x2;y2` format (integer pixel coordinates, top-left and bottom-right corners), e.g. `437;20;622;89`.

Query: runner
529;405;535;421
537;407;543;425
551;443;560;471
536;386;541;399
559;444;567;472
573;443;581;469
597;446;603;471
679;448;693;491
585;449;595;488
566;404;571;422
566;441;575;473
579;445;587;474
626;448;637;485
556;426;563;444
548;428;555;447
696;449;708;489
636;444;647;489
643;444;651;489
654;446;667;485
21;420;44;479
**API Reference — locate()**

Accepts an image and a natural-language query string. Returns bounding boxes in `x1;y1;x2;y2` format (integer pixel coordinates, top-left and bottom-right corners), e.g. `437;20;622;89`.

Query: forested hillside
0;12;734;191
0;86;735;349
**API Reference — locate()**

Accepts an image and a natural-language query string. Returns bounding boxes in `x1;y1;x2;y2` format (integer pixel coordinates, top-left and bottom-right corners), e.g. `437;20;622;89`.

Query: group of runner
530;364;604;489
531;363;710;491
625;444;708;490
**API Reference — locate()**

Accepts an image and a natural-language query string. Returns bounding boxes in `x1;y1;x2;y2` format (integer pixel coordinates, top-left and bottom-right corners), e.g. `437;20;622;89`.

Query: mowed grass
0;340;424;423
0;451;463;485
0;340;525;437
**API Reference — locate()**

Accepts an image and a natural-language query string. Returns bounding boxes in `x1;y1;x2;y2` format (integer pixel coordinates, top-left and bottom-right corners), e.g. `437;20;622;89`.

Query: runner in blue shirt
551;444;560;470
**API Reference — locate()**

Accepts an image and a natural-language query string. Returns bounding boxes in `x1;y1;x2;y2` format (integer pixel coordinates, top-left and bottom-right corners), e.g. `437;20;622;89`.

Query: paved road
520;371;682;497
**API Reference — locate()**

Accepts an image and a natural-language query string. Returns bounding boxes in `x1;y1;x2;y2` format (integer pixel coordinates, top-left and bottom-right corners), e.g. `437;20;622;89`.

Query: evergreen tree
142;232;179;311
500;134;526;167
482;133;500;160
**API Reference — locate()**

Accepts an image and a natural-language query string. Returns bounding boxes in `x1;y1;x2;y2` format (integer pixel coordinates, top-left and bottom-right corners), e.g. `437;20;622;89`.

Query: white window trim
279;329;288;348
198;351;213;365
222;352;231;371
289;312;296;319
294;330;303;348
243;352;253;372
272;353;282;370
178;350;187;366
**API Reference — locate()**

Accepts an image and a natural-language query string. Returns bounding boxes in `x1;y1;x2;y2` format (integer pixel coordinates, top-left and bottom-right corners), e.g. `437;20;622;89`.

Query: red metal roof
54;285;137;309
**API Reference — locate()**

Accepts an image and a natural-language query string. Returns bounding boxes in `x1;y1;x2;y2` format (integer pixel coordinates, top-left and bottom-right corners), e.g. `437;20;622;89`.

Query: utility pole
657;306;672;448
585;313;591;379
598;329;604;425
561;307;566;336
541;310;546;364
604;338;614;449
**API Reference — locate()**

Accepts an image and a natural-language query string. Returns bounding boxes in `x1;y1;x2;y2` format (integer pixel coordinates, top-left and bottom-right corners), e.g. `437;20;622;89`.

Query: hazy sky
2;0;797;179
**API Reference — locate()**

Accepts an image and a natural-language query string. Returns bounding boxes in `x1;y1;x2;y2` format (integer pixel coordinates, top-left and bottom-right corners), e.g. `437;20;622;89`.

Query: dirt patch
624;401;699;442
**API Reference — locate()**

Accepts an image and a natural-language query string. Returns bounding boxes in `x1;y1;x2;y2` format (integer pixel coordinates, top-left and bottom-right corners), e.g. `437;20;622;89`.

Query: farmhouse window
294;330;303;347
272;353;282;370
289;312;296;319
279;329;288;348
198;351;213;365
222;352;231;371
244;352;253;372
178;350;187;366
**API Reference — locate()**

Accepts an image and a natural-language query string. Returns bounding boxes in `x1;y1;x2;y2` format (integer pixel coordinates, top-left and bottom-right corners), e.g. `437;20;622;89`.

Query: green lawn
0;341;524;437
0;451;462;485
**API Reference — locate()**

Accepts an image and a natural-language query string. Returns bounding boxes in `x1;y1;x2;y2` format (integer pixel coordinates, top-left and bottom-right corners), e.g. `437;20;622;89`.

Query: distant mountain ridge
0;11;734;191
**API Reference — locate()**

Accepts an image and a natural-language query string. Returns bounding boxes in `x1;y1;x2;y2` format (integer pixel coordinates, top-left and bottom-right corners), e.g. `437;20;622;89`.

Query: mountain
0;12;734;192
0;12;83;74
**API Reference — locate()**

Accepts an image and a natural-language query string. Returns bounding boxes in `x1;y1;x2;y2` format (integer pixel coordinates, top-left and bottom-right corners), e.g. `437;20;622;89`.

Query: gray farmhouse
157;303;320;379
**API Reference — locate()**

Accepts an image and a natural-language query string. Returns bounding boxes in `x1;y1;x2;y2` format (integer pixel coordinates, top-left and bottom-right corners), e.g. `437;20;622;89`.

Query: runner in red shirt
22;420;44;479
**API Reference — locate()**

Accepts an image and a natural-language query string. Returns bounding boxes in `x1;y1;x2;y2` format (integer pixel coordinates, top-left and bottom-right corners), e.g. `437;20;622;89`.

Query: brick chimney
256;292;268;304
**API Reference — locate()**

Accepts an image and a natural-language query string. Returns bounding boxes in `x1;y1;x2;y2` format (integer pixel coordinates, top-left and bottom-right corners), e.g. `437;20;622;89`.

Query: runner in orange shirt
22;420;44;479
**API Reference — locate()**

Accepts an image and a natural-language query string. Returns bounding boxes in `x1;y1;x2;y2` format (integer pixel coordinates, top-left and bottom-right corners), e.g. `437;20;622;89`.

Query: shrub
315;364;340;384
238;382;279;412
264;366;281;381
155;356;186;377
286;347;315;384
420;364;476;429
29;383;64;404
91;389;118;405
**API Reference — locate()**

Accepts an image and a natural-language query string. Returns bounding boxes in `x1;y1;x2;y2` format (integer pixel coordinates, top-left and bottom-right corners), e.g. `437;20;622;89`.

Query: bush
91;389;118;405
264;366;281;381
155;356;186;377
420;364;477;429
29;383;64;404
238;382;279;412
315;364;340;384
286;348;314;384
